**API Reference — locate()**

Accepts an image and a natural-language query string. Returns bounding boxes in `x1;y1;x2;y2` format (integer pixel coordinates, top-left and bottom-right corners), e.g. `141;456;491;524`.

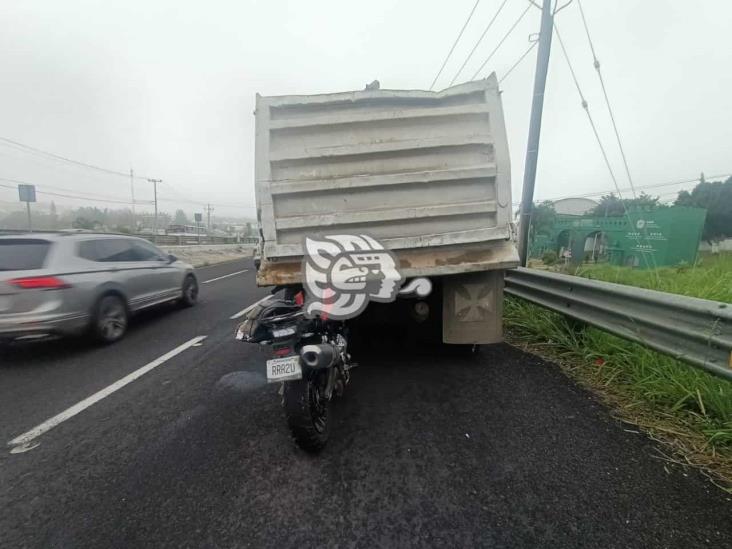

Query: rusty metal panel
443;269;504;344
256;239;517;287
255;76;516;272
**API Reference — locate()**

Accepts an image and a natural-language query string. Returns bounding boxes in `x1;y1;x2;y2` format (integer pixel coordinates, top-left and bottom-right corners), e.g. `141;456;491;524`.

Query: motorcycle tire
283;376;330;453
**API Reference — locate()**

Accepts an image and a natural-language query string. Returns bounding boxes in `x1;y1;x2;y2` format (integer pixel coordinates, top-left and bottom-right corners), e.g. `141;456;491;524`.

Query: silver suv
0;233;198;344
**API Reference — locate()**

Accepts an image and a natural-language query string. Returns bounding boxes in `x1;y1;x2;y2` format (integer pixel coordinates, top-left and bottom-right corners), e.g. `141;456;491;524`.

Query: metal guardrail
0;229;259;246
504;268;732;381
139;235;259;246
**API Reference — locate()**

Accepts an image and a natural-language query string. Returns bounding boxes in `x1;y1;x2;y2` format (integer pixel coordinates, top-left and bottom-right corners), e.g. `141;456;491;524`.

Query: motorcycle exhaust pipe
300;344;337;370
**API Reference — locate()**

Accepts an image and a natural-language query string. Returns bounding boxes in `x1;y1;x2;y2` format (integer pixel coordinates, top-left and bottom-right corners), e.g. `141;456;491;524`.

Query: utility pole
518;0;554;266
195;213;203;244
205;203;214;237
147;178;162;243
130;168;136;232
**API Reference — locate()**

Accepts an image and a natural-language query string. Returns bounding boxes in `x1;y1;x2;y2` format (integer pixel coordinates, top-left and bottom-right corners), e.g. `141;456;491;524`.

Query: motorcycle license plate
266;355;302;383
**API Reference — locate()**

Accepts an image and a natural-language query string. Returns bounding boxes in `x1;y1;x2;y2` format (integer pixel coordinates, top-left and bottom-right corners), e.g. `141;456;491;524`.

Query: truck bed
254;76;518;285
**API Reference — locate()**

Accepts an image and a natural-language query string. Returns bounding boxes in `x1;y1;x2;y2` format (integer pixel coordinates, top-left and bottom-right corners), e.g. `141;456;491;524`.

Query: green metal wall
530;206;707;268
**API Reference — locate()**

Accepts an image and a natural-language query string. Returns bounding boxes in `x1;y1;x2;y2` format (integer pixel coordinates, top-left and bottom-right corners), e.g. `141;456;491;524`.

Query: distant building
551;197;599;216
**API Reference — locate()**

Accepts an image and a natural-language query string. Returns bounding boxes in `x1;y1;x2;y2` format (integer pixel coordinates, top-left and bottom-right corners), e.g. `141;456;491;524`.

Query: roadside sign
194;213;203;223
18;184;36;203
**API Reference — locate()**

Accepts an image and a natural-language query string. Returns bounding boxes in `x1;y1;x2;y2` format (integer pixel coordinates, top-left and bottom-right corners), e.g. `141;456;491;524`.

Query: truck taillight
9;276;71;290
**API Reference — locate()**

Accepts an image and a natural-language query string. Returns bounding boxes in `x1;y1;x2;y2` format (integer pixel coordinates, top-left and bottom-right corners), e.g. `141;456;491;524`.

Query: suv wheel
180;275;198;307
93;295;128;344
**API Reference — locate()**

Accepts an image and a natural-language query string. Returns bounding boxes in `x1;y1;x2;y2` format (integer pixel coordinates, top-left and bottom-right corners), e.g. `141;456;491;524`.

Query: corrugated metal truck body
254;76;519;343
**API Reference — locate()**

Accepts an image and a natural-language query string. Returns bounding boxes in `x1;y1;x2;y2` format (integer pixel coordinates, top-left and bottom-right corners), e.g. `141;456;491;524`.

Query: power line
470;2;534;81
449;0;510;86
0;181;145;206
499;39;539;84
512;172;732;205
0;175;256;211
429;0;482;90
576;0;639;203
157;194;255;210
554;22;658;274
0;137;146;180
157;181;256;210
0;139;254;210
0;176;147;204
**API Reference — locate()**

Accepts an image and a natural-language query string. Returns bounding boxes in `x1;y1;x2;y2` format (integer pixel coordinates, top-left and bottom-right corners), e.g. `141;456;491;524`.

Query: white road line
202;269;248;284
7;335;208;451
195;258;250;270
230;295;272;319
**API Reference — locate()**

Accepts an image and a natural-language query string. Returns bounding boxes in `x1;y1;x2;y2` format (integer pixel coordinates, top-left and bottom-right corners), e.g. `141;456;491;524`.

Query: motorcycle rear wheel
283;375;330;452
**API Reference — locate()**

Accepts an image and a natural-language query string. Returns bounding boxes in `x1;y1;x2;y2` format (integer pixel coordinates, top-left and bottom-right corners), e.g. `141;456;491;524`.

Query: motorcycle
235;287;354;452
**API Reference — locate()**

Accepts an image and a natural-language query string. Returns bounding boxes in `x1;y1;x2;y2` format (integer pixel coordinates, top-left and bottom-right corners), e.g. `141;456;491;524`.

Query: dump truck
252;75;518;344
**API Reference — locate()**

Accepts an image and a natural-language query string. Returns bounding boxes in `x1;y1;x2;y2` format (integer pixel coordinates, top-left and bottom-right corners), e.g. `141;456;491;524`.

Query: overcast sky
1;0;730;220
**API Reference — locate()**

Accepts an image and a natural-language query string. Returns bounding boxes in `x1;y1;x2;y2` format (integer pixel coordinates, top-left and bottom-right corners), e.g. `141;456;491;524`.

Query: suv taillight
9;276;71;290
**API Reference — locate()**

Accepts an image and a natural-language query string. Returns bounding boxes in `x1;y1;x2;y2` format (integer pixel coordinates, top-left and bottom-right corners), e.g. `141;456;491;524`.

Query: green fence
530;206;706;268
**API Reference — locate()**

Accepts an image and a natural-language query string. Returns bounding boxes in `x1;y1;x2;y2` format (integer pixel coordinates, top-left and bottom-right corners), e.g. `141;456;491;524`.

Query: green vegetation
541;250;558;266
576;253;732;303
676;175;732;243
505;253;732;487
590;191;665;217
528;200;556;241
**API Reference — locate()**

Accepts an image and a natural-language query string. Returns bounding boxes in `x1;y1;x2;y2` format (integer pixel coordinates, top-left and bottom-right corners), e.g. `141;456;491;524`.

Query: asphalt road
1;257;730;548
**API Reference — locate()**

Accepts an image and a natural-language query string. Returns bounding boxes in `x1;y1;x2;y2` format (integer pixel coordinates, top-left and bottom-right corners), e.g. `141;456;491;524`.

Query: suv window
0;239;51;271
78;239;136;262
130;240;166;261
78;239;167;262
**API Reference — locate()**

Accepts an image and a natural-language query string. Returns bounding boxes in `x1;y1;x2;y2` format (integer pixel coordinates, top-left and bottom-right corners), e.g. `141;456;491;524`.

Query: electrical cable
499;39;539;84
429;0;482;90
0;137;144;180
576;0;637;202
554;22;658;274
0;176;147;204
0;140;254;210
470;2;534;80
449;0;510;86
511;173;732;206
157;181;256;210
0;181;140;206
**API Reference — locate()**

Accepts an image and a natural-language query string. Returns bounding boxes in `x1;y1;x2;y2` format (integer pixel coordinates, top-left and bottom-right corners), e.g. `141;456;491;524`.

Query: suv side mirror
167;254;178;263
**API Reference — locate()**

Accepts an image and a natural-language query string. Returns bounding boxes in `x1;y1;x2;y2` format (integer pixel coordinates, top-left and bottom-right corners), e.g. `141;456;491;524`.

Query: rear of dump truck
253;75;519;344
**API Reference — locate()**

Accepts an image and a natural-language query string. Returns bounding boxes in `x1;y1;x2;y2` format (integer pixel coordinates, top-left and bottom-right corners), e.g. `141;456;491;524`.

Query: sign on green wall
529;206;706;268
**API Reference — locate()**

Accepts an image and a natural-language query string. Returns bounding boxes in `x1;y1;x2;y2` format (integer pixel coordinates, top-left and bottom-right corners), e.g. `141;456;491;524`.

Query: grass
505;253;732;489
575;253;732;302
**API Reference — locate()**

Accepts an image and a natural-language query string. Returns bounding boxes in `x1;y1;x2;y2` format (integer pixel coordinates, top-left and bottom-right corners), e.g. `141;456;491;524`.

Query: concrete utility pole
518;0;554;266
205;203;214;236
130;168;136;232
147;178;162;243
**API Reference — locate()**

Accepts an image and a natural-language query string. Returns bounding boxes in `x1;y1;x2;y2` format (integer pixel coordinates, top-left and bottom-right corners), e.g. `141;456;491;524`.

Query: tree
72;216;96;230
529;201;556;242
675;176;732;242
591;192;662;217
173;209;189;225
1;210;53;230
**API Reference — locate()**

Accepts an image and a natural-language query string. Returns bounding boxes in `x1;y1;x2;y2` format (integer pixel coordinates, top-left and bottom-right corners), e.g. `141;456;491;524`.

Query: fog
1;0;730;219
